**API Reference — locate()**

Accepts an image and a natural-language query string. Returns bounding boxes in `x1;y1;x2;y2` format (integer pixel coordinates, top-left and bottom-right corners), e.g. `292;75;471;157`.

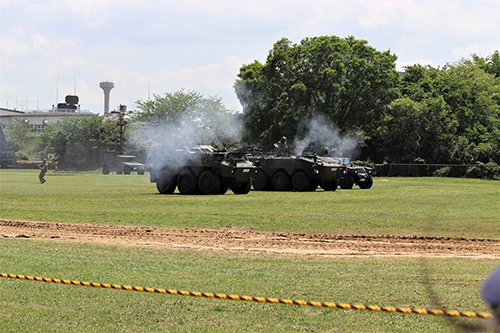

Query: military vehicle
247;146;344;192
149;145;257;195
334;157;373;189
102;152;146;175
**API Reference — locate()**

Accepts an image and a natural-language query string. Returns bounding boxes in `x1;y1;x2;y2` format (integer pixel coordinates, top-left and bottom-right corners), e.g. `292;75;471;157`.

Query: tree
234;35;400;148
6;118;41;160
133;89;239;149
387;60;500;164
472;50;500;78
38;115;107;162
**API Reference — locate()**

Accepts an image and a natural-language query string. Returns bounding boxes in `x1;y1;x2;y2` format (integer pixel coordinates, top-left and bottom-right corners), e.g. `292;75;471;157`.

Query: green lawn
0;170;499;238
0;170;499;332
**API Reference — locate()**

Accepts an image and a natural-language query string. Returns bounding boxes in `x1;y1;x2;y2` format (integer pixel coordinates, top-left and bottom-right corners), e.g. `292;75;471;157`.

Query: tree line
5;35;500;172
235;36;500;166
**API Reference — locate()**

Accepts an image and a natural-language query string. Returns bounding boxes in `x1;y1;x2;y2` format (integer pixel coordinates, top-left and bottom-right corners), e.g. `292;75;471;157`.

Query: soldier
39;159;48;184
278;136;287;149
276;136;290;157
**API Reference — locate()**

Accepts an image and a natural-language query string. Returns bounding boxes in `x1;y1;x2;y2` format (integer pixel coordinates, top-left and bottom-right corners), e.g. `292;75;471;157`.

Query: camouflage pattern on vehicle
148;145;257;195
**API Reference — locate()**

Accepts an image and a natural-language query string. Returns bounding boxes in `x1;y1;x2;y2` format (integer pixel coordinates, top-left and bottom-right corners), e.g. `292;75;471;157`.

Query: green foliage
382;60;500;164
133;89;240;149
5;118;41;160
235;35;400;148
39;115;106;160
466;162;500;179
472;50;500;78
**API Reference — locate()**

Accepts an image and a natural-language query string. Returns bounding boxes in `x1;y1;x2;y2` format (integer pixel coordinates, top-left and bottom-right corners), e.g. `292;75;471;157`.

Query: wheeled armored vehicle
334;157;373;189
246;147;344;192
149;145;257;195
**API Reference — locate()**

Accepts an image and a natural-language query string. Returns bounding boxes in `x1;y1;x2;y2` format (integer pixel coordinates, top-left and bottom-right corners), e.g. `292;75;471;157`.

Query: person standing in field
39;159;48;184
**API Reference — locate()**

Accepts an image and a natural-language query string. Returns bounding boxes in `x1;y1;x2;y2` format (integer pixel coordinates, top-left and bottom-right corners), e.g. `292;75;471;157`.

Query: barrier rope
1;273;492;319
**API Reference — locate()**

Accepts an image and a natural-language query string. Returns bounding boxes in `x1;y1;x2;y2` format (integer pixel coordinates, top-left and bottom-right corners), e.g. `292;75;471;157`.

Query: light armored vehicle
334;157;373;189
102;152;146;175
149;145;257;195
247;147;344;192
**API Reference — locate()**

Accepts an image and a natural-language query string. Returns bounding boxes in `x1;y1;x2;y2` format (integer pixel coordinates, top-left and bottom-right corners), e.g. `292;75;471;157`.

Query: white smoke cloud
294;113;363;158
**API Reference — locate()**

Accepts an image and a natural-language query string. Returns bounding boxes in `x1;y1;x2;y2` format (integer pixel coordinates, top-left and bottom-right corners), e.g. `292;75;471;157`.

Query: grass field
0;170;499;332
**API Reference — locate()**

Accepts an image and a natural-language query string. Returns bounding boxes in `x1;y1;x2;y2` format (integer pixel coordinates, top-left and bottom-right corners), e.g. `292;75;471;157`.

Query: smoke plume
294;113;363;158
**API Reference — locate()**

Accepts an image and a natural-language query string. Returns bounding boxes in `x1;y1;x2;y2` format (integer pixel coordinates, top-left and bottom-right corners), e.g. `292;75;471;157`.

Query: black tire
292;171;310;192
231;181;251;195
321;179;338;191
272;171;292;191
308;179;320;191
218;182;229;195
198;170;221;194
339;174;354;189
116;169;123;175
156;169;176;194
123;166;132;175
177;169;199;195
102;165;110;175
253;171;271;190
358;176;373;189
137;168;145;175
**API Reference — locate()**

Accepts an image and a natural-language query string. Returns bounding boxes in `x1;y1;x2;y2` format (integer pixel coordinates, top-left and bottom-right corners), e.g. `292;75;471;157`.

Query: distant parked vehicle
334;157;373;189
102;152;145;175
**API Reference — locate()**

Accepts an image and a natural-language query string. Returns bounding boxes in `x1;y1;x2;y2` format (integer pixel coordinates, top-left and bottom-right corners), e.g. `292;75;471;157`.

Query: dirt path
1;219;499;259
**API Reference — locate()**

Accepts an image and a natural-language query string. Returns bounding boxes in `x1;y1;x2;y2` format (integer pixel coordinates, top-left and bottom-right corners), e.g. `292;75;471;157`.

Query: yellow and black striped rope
1;273;492;319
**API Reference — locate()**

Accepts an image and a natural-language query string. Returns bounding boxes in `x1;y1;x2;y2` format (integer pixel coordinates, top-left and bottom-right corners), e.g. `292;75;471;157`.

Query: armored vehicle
334;157;373;189
149;145;257;195
247;148;344;192
102;152;146;175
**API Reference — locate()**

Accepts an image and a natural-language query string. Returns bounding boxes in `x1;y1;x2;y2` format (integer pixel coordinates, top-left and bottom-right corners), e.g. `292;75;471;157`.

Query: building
0;95;95;133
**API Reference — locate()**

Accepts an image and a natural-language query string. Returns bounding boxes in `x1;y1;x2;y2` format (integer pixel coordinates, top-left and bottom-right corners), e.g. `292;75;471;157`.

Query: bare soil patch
1;219;499;259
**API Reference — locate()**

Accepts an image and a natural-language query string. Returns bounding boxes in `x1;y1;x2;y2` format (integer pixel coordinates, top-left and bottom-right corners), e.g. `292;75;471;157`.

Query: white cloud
1;0;500;114
452;43;500;59
1;37;30;58
31;34;50;50
93;45;141;58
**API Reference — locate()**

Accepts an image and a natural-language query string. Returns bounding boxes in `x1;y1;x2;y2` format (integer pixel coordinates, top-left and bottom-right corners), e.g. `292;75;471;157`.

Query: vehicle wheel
272;171;292;191
358;176;373;189
156;169;176;194
198;170;221;194
339;174;354;189
116;169;123;175
123;166;132;175
308;179;320;191
177;169;199;195
137;168;145;175
321;180;338;191
292;171;310;192
231;181;251;195
253;171;271;190
218;182;229;195
102;165;110;175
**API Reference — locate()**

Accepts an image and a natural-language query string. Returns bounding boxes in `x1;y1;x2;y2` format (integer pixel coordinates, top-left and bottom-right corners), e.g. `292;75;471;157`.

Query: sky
1;0;500;115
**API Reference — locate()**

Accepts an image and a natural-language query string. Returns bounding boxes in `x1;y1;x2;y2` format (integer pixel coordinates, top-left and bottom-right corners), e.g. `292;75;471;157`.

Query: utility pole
116;105;128;154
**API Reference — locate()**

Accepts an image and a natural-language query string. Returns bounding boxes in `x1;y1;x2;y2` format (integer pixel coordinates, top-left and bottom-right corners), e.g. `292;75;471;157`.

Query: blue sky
1;0;499;114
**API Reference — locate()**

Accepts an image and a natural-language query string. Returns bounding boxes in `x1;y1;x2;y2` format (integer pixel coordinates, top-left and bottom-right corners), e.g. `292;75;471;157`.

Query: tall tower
99;81;114;114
